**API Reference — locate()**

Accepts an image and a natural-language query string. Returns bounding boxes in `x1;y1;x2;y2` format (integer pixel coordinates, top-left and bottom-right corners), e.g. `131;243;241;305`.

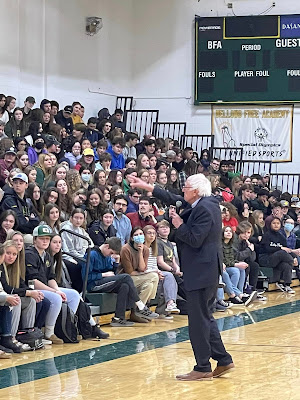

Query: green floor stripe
0;300;299;390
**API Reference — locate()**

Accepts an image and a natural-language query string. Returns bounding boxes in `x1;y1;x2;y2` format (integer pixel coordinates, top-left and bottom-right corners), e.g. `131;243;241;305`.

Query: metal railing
115;97;133;126
181;134;214;153
211;147;243;172
241;161;272;177
269;173;300;195
60;228;92;301
124;109;159;138
152;122;186;144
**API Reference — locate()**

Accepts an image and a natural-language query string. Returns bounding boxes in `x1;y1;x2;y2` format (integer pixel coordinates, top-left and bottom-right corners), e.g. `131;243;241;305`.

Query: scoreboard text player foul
195;14;300;104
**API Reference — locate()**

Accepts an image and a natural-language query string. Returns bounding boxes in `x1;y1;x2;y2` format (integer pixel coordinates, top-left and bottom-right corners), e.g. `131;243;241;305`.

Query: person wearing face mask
82;237;156;326
120;227;159;323
79;166;92;190
281;218;300;270
259;217;296;293
27;133;46;166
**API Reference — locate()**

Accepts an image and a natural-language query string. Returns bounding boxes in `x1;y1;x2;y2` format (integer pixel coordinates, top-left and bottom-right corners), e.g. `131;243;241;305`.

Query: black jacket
55;110;74;135
152;187;223;291
232;234;256;262
0;265;28;296
0;188;39;234
259;230;287;255
88;221;117;247
258;229;289;267
25;246;55;285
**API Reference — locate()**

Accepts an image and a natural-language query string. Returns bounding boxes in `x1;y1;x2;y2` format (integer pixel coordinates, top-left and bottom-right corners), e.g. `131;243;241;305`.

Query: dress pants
186;284;233;372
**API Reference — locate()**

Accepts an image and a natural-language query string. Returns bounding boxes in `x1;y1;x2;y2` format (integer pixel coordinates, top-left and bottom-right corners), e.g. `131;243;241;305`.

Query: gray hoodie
61;220;94;264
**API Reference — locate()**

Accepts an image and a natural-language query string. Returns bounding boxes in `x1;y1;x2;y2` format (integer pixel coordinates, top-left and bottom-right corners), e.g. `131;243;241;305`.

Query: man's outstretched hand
128;176;154;193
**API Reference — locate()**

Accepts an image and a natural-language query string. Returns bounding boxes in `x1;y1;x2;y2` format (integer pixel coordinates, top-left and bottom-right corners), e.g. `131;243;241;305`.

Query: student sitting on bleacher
258;217;296;294
61;208;94;293
221;226;253;306
233;221;263;301
120;227;159;323
88;209;117;246
83;237;158;326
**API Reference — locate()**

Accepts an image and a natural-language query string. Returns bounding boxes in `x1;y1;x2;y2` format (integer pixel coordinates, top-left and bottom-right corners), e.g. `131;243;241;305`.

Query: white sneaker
276;282;285;292
165;302;180;314
42;338;52;345
256;294;267;301
284;286;295;294
13;340;31;352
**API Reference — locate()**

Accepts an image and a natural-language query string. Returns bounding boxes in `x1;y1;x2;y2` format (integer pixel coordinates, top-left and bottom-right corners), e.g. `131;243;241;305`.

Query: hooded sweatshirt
61;220;94;263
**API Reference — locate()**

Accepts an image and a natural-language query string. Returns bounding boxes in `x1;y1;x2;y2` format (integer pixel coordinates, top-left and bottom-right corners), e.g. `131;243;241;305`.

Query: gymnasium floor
1;290;300;400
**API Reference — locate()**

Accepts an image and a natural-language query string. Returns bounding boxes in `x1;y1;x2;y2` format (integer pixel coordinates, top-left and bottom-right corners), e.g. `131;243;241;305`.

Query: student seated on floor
83;237;158;326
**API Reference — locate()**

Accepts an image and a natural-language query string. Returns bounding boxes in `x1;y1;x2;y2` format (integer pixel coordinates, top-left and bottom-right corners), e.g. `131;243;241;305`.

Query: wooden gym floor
1;290;300;400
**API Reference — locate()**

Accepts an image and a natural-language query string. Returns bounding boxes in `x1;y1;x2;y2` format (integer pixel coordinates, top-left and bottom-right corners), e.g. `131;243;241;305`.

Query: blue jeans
223;267;245;296
0;306;12;336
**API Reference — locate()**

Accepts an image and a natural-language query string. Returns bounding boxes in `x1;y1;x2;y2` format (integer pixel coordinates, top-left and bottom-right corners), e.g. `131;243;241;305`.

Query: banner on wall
212;105;293;162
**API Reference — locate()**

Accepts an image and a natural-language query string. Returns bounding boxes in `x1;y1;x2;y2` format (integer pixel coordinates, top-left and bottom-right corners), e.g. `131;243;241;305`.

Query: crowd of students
0;94;299;359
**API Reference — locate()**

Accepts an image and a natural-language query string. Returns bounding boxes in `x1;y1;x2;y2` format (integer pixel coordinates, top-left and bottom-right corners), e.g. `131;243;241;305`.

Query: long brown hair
48;235;63;284
143;225;158;256
15;151;28;171
6;231;26;281
3;240;21;288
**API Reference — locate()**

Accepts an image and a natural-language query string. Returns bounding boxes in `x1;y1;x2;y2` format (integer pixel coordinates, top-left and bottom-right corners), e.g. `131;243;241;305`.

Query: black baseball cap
45;135;60;146
64;105;72;114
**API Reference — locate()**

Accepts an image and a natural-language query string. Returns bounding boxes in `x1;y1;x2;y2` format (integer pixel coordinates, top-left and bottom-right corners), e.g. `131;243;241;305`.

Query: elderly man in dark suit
131;173;234;381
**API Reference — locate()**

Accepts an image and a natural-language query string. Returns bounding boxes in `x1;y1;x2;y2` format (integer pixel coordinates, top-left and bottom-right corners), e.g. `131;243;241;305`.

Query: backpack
16;328;44;350
55;302;79;343
76;300;93;339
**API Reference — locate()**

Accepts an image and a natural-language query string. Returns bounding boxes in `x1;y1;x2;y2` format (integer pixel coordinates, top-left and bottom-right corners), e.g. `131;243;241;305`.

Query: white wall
132;0;300;173
0;0;133;116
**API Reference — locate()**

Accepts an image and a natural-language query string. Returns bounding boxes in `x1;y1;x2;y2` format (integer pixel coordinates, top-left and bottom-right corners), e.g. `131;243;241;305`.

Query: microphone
175;200;183;213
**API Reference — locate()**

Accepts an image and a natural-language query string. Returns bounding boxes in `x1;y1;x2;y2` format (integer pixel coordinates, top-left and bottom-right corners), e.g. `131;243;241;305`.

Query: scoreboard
195;14;300;104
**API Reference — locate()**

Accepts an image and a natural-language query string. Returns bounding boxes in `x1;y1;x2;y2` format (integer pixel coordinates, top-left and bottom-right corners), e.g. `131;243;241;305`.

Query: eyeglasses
182;186;194;190
115;203;127;207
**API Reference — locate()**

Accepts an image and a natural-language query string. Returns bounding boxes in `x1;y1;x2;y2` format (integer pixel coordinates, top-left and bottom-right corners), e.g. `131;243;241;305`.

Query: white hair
187;174;212;197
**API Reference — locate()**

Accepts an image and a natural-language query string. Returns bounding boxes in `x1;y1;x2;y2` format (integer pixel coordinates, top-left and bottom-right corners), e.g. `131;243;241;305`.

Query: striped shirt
145;248;159;273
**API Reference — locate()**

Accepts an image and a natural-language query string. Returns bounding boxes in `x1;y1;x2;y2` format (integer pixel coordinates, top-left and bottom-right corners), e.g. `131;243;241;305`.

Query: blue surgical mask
284;223;294;232
81;174;91;182
133;234;145;244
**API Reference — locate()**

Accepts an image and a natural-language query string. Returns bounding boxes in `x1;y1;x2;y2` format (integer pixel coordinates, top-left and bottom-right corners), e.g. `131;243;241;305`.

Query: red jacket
126;212;156;229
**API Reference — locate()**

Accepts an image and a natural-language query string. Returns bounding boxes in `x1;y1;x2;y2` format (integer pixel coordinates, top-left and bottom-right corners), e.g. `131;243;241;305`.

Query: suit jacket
153;187;223;291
